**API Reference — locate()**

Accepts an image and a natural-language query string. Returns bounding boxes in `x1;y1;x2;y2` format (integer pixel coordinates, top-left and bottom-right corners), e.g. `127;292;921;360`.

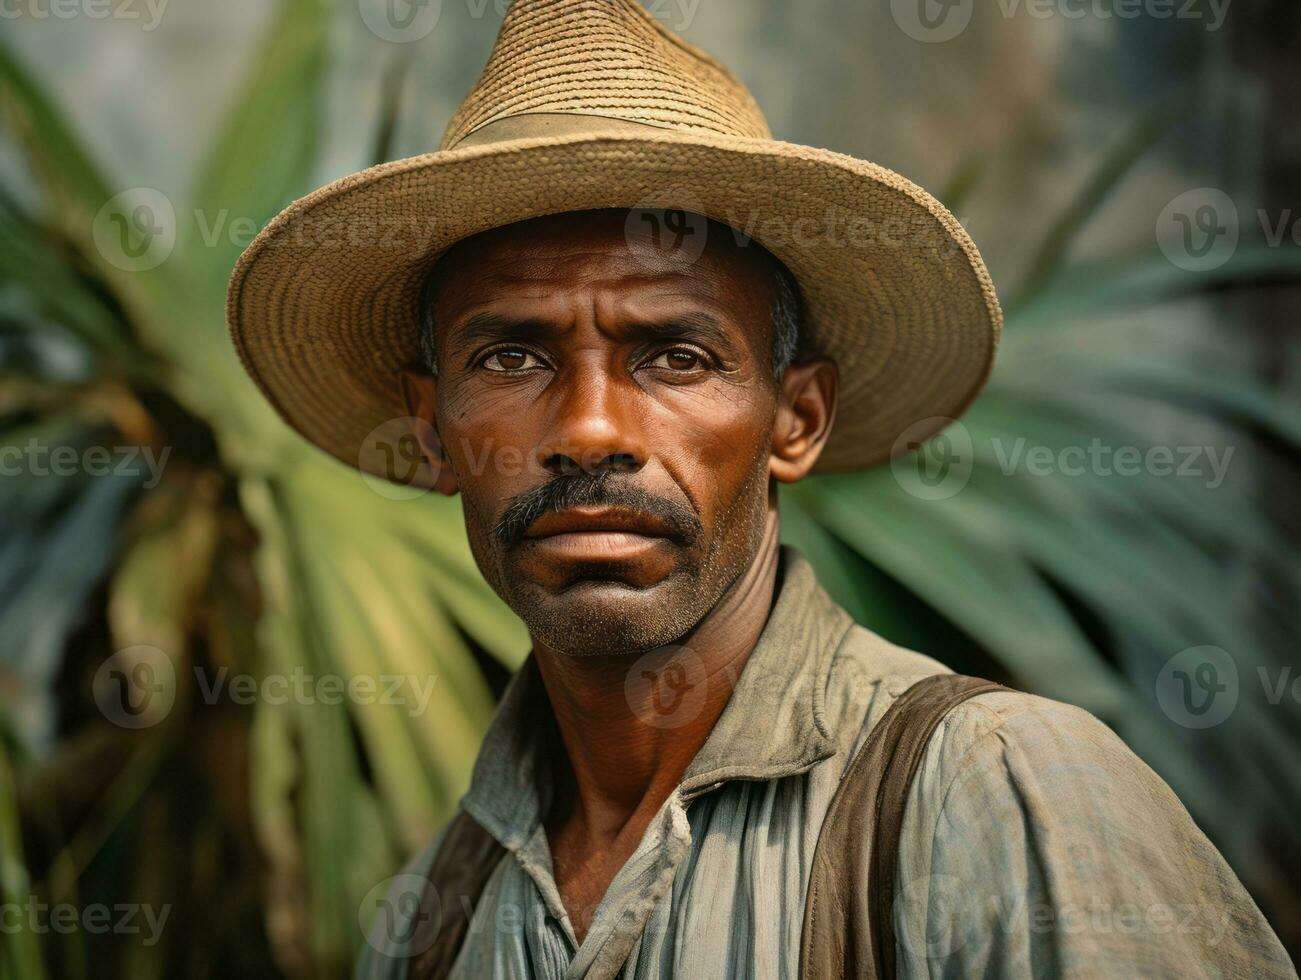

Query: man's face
404;209;831;657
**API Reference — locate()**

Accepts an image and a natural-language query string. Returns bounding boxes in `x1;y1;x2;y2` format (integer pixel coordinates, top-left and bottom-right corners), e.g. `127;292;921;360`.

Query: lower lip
523;531;669;561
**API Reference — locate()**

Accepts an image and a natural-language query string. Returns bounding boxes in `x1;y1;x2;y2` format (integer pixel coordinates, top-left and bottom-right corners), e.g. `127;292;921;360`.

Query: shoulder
917;687;1172;818
818;618;1157;811
900;685;1188;852
890;689;1297;977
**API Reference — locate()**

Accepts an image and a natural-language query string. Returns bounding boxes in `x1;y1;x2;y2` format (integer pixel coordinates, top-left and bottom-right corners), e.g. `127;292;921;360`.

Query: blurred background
1;0;1298;976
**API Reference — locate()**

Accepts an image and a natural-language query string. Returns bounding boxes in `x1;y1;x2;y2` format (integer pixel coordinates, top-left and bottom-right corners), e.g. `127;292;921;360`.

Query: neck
533;508;782;842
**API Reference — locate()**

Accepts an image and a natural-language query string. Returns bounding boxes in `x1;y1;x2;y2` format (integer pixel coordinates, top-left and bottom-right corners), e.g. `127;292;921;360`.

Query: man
227;1;1294;977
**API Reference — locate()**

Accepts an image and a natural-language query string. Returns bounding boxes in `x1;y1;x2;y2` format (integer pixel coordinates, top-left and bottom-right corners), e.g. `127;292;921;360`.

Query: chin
508;577;709;658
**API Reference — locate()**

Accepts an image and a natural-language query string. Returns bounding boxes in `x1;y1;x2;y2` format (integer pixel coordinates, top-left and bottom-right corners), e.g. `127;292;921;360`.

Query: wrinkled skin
400;208;837;941
402;209;836;658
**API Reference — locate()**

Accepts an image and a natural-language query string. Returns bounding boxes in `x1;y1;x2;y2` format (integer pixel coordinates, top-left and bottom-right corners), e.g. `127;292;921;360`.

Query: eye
646;346;709;372
480;348;544;372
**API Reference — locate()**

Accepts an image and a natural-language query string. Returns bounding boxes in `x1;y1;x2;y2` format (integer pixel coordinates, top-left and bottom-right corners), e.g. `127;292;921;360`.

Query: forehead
428;209;777;319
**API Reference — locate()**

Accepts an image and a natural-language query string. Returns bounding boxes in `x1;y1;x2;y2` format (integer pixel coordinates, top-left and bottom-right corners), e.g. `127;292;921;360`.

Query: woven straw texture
441;0;771;147
227;0;1002;482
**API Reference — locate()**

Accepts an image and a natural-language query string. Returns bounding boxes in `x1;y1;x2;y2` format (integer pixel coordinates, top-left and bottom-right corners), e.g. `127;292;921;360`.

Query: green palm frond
1;4;1298;977
1;6;526;973
783;133;1301;886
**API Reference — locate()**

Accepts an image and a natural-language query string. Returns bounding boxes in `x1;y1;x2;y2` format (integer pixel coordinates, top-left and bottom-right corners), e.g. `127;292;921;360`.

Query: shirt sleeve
892;691;1296;979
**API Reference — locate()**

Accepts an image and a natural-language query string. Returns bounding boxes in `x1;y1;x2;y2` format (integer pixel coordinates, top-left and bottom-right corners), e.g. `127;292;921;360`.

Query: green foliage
1;4;1298;977
1;7;525;975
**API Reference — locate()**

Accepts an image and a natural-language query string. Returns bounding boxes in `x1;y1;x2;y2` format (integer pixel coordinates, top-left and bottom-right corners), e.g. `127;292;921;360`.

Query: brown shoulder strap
406;809;507;980
800;673;1005;980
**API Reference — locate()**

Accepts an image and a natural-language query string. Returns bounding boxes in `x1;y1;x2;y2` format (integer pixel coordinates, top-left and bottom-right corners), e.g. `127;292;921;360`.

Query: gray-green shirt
358;548;1294;979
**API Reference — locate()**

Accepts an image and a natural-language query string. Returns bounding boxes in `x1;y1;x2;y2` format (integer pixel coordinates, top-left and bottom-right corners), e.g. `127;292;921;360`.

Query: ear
399;368;460;496
769;359;837;483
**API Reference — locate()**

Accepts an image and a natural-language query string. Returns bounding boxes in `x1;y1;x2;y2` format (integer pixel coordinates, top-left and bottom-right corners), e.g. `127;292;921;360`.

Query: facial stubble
464;450;772;659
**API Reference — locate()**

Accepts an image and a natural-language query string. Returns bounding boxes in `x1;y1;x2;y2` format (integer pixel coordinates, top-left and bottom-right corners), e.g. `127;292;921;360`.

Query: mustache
491;471;702;550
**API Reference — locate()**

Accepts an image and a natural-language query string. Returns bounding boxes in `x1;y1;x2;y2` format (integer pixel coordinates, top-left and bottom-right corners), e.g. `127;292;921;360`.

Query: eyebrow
447;309;739;350
625;310;734;345
449;313;555;348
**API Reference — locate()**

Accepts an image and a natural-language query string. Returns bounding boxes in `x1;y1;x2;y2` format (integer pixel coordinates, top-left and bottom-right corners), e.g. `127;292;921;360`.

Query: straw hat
227;0;1001;484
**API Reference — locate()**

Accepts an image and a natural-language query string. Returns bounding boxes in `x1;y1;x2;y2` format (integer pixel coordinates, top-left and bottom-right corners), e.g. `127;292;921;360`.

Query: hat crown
440;0;772;150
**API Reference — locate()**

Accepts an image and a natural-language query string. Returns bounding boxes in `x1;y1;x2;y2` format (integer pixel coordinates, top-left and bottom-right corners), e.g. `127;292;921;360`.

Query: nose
537;368;647;477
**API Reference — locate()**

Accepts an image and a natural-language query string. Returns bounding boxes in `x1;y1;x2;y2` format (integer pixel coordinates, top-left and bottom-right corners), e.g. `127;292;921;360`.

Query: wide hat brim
227;125;1001;485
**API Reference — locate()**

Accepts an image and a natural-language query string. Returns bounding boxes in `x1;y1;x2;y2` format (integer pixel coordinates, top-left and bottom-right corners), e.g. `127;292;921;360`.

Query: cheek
654;384;775;526
438;384;546;491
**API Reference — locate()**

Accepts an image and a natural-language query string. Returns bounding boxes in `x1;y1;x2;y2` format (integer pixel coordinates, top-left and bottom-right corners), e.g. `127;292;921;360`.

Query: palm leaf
2;2;1299;975
0;742;46;980
0;39;113;239
188;0;329;290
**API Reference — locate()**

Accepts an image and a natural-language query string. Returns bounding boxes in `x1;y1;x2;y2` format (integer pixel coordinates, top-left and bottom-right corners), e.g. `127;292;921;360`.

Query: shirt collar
461;546;851;848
